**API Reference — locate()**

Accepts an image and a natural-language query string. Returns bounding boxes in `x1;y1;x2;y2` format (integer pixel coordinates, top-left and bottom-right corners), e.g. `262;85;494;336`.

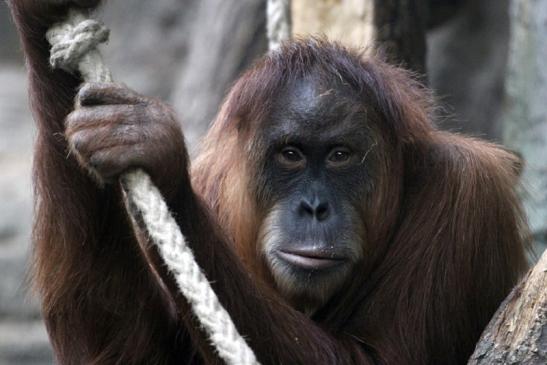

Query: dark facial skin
66;77;373;313
258;75;374;311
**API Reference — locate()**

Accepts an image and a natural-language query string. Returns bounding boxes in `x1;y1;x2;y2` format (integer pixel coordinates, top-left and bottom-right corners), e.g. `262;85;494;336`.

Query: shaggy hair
10;2;529;363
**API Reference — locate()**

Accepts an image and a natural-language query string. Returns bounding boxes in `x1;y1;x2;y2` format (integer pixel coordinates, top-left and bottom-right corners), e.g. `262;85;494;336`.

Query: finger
65;104;145;132
67;124;144;159
87;144;146;183
77;82;144;107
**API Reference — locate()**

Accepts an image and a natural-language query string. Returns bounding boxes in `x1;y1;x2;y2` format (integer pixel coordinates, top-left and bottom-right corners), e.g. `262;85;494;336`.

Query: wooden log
373;0;427;73
468;250;547;364
292;0;376;50
291;0;426;74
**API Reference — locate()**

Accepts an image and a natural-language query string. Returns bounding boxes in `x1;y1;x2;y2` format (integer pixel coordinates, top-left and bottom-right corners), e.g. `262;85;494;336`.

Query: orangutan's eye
276;146;306;168
327;147;352;167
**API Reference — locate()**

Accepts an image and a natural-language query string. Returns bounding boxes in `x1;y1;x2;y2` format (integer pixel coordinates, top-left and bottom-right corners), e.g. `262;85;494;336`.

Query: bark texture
373;0;427;74
292;0;376;50
292;0;426;74
468;250;547;364
169;0;267;153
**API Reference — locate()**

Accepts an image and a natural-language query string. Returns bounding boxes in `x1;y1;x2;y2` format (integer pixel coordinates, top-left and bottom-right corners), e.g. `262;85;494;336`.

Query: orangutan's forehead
265;76;367;137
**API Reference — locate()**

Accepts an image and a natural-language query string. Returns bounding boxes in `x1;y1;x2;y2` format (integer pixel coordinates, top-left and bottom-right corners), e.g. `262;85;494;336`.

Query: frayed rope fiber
46;9;259;365
266;0;292;51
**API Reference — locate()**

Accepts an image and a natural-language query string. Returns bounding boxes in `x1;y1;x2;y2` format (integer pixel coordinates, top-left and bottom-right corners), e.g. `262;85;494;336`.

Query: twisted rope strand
266;0;292;51
47;10;112;82
122;171;259;365
47;9;259;365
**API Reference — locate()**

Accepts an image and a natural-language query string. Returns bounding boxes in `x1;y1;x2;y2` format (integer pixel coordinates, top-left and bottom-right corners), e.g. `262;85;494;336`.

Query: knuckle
111;84;144;105
89;151;112;175
65;110;82;129
123;105;147;126
88;153;102;170
76;83;96;104
144;104;175;127
114;124;141;142
68;131;87;152
90;150;127;181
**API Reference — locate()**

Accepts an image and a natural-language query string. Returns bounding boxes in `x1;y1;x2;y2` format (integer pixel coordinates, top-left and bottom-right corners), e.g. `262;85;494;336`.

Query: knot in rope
47;9;259;365
48;19;108;72
46;10;112;82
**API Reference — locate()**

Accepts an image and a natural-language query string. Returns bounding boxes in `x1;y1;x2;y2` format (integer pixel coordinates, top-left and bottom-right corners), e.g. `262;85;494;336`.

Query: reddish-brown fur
10;1;529;364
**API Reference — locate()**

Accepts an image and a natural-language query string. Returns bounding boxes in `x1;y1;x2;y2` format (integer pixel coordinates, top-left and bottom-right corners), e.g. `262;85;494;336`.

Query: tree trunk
170;0;267;153
292;0;427;74
373;0;427;74
292;0;376;50
478;1;547;359
468;250;547;364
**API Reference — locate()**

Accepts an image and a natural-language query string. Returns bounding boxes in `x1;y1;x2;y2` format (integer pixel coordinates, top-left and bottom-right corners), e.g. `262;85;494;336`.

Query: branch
468;250;547;364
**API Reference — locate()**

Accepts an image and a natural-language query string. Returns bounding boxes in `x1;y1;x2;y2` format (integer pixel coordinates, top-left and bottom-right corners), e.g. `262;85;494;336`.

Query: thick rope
122;171;258;365
266;0;292;51
47;10;112;82
46;9;259;365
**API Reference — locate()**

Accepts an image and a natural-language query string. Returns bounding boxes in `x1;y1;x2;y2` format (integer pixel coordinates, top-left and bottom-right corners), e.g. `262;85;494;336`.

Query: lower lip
277;251;346;270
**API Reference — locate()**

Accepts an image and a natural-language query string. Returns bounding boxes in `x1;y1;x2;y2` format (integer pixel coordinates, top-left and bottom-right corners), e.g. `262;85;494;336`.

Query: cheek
257;204;285;256
330;166;373;199
256;158;311;204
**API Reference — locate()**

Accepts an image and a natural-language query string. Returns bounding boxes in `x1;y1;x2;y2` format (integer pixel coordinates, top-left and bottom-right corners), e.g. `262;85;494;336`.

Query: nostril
316;202;329;221
299;200;315;217
298;199;330;221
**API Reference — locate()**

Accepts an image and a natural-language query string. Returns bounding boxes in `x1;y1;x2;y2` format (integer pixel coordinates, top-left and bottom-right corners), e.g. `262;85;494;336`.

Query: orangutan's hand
65;83;189;197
